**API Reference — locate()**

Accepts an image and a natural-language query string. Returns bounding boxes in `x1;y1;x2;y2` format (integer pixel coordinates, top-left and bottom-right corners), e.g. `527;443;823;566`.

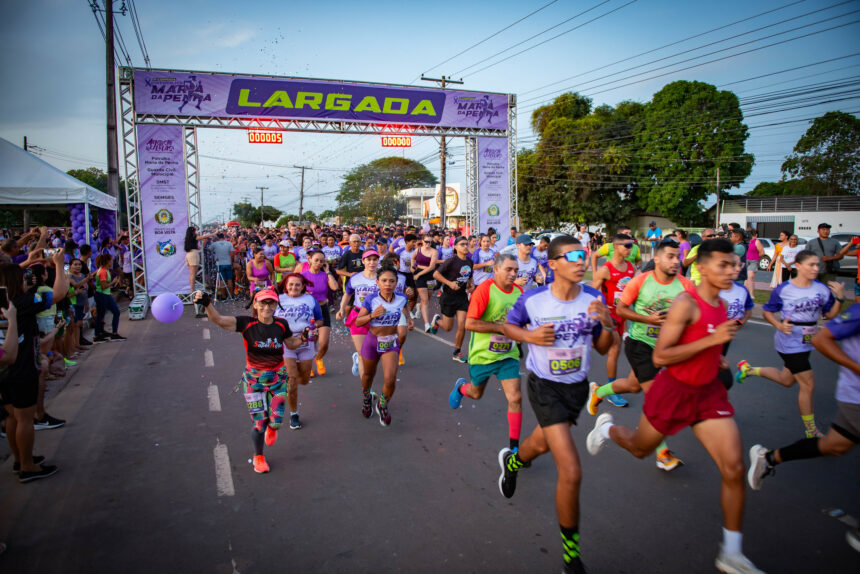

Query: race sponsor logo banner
137;124;189;295
134;69;508;131
478;137;510;245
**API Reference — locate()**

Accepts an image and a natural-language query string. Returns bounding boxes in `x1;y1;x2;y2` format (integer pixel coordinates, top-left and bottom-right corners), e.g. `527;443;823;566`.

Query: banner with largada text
137;124;190;296
133;69;509;131
477;138;510;246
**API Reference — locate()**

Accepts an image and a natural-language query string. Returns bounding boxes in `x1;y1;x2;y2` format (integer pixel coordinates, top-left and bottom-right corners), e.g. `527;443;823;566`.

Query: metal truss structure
464;137;479;233
182;127;204;304
119;68;147;298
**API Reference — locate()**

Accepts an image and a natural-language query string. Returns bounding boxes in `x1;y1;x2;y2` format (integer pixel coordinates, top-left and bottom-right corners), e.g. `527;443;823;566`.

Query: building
719;195;860;237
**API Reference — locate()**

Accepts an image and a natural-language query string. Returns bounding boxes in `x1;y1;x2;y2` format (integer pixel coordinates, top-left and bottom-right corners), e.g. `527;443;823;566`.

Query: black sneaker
563;556;588;574
109;333;127;341
79;337;93;346
93;333;109;344
362;393;373;418
34;413;66;430
18;464;59;483
498;447;518;499
289;413;303;430
12;456;46;473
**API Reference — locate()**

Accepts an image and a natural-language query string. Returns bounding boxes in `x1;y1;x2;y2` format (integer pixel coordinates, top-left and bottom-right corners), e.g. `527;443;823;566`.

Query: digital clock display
381;136;412;148
247;131;283;144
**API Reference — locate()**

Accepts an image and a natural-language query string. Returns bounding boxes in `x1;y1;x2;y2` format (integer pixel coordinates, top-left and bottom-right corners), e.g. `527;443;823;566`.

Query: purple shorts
361;331;400;361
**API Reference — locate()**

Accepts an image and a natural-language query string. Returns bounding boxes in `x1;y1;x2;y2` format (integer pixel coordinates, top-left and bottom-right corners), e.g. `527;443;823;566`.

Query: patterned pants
241;366;288;431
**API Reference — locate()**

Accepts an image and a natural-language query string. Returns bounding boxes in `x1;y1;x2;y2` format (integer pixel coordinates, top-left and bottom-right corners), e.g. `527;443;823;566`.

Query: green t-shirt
688;244;701;285
597;242;641;264
467;279;523;365
619;271;692;348
274;252;297;283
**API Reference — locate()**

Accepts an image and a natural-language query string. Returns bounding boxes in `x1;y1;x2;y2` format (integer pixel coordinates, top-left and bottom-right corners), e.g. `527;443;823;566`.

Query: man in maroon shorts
585;238;764;574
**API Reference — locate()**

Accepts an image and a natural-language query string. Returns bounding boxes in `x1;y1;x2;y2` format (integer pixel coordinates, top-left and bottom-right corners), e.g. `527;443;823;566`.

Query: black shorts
0;369;39;409
778;351;812;374
318;301;332;328
440;292;469;317
414;272;433;289
526;372;588;427
624;337;660;383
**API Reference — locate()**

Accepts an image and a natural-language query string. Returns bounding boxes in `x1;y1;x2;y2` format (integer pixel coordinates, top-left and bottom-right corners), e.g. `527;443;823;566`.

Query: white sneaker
411;307;421;319
586;412;613;455
715;547;765;574
747;444;773;491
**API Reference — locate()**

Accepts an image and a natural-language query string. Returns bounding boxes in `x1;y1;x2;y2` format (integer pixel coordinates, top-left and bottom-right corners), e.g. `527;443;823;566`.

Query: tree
359;184;405;223
300;210;317;223
748;179;829;197
780;111;859;195
276;214;299;227
336;157;436;219
232;202;282;226
634;81;753;224
318;209;337;222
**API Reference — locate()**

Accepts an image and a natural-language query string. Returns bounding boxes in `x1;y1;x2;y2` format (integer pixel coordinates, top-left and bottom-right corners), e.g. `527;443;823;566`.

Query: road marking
203;328;211;340
213;439;235;497
204;349;214;367
208;384;221;412
418;329;456;348
748;319;772;327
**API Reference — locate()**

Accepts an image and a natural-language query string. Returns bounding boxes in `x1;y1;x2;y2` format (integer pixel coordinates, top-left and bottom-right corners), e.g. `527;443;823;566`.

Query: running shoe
289;413;303;430
735;360;752;384
34;413;65;430
12;456;45;473
424;323;432;334
497;447;518;498
715;547;764;574
398;350;404;365
562;557;588;574
309;368;315;379
605;394;628;407
374;394;391;427
411;307;421;320
452;352;467;364
362;392;373;418
587;382;602;416
315;358;326;375
449;378;466;409
351;352;360;377
746;444;774;490
63;358;77;367
847;527;860;553
586;412;613;455
93;333;109;344
79;337;93;346
656;448;683;471
18;464;59;483
252;455;270;474
264;426;278;446
109;332;127;341
430;313;441;334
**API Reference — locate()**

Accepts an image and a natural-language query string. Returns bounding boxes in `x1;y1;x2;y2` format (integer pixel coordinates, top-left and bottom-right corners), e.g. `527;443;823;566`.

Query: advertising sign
137;124;189;295
134;69;509;131
477;138;510;245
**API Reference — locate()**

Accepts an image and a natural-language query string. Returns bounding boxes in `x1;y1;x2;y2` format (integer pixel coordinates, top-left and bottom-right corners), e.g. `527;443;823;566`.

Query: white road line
213;440;235;497
203;328;211;340
208;384;222;412
418;329;456;348
748;319;772;327
204;349;214;367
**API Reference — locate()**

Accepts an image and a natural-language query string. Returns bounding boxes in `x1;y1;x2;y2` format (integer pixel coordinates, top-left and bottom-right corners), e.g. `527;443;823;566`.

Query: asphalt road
1;296;858;573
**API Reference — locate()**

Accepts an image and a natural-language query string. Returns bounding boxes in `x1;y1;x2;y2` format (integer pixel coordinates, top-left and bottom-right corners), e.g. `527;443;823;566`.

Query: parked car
832;232;859;274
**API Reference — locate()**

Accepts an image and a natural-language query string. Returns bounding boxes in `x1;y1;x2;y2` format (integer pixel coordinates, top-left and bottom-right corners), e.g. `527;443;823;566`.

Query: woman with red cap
194;287;306;474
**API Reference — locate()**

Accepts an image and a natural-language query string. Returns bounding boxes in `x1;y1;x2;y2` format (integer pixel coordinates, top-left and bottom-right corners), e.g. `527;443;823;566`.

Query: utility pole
715;167;721;229
23;136;27;151
294;166;307;222
421;75;463;230
256;186;268;227
105;0;120;205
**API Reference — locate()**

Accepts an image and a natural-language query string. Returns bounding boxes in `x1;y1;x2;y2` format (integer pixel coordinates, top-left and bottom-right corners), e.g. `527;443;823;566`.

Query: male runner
589;238;692;471
497;235;614;574
589;225;640;273
430;236;473;363
513;234;543;289
589;233;636;408
586;238;764;574
449;253;524;450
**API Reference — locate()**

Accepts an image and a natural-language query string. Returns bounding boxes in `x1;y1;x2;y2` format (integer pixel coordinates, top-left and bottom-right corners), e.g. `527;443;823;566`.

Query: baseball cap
361;249;380;259
278;240;291;247
818;222;832;229
649;221;656;225
516;234;534;245
254;288;279;303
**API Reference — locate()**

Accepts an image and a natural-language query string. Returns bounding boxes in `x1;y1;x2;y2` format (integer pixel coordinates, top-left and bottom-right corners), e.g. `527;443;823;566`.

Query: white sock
290;411;298;417
599;422;613;440
722;528;742;555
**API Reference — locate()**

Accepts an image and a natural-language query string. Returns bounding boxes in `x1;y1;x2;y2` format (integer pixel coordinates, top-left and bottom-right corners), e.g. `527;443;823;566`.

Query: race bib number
548;347;584;376
244;392;266;414
801;326;818;345
427;280;437;289
376;334;397;354
646;325;661;339
614;291;622;303
489;334;513;354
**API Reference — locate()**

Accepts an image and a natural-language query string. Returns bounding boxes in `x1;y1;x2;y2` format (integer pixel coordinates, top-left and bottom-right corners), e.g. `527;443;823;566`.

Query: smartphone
0;286;7;309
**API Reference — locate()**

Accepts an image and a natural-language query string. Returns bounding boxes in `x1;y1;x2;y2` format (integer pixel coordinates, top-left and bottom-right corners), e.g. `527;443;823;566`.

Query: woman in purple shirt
300;250;339;377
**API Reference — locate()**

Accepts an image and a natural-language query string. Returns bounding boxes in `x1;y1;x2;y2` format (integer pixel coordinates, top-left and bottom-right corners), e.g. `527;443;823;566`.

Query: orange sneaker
264;426;278;446
309;368;315;379
253;455;270;474
398;350;405;365
315;359;326;375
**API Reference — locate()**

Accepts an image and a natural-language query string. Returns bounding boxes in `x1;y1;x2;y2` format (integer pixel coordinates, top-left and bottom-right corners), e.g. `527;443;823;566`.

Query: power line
127;0;150;68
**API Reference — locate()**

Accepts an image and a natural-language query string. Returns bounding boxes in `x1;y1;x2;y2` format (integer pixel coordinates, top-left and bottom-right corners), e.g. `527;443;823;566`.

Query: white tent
0;137;117;211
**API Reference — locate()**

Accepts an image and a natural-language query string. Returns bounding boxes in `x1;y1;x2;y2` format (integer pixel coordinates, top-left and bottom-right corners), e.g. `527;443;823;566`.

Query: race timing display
247;131;283;144
381;136;412;147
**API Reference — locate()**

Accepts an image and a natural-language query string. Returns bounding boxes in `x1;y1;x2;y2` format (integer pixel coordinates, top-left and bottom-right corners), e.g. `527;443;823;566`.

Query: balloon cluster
97;209;117;243
67;203;92;247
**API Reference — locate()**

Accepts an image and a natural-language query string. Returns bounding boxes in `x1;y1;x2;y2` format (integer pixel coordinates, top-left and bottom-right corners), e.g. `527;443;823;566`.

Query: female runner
336;250;380;379
412;235;439;332
245;247;274;292
382;252;414;365
300;250;339;377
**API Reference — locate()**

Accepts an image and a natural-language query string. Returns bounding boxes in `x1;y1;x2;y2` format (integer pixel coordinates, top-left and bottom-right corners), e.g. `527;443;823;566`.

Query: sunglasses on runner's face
702;234;715;238
619;242;634;248
554;249;587;263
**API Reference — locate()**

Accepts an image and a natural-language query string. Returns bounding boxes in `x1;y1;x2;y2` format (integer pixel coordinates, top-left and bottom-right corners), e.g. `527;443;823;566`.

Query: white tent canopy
0;137;117;211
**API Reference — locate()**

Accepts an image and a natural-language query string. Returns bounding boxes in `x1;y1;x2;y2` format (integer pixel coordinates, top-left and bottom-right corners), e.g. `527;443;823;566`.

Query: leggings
242;366;288;431
94;291;120;335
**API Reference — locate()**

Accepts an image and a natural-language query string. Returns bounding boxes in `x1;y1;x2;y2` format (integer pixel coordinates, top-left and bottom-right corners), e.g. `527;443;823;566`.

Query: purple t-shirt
301;268;329;303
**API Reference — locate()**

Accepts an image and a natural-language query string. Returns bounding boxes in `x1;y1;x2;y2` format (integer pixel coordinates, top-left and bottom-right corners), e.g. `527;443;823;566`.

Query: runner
394;234;418;317
383;251;416;365
449;252;524;451
194;287;306;474
589;233;636;408
736;250;844;438
245;248;274;291
336;250;380;380
496;235;614;574
430;236;473;363
717;253;753;389
354;263;412;426
322;235;342;269
471;234;496;286
412;235;439;332
273;240;296;285
586;238;764;574
300;251;339;378
513;234;543;289
589;225;640;275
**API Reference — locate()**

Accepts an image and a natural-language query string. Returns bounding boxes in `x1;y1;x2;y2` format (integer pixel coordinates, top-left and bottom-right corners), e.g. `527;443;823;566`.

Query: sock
560;525;580;564
765;450;778;466
777;437;821;463
453;348;460;355
251;428;265;456
459;383;473;396
362;388;371;400
290;411;298;417
507;411;522;448
506;451;525;472
722;528;742;556
379;393;388;408
599;421;613;440
801;414;818;435
596;382;616;399
656;440;669;453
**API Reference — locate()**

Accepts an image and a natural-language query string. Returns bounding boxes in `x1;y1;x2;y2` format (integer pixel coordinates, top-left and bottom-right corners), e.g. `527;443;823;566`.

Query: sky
1;0;858;223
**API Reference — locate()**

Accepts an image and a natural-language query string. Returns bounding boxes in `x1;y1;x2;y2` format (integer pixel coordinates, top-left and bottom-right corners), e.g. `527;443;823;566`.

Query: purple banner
134;69;508;131
137;124;189;296
477;138;511;246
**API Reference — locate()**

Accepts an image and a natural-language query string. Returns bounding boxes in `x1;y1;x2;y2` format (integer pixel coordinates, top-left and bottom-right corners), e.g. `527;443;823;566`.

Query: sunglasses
618;242;634;248
255;299;278;307
702;234;715;239
554;249;587;263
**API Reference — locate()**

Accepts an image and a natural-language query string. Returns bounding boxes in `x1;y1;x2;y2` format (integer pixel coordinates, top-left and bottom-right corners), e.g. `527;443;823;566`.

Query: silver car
832;232;859;273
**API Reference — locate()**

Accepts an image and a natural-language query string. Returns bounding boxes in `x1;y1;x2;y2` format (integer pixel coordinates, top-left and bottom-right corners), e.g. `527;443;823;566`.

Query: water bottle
307;318;317;344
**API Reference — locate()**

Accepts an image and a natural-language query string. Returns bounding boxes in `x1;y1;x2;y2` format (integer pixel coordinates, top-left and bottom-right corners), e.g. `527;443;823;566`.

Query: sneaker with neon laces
656;448;683;471
352;352;360;377
252;455;270;474
362;392;373;418
315;359;326;375
452;351;467;364
587;382;602;416
497;447;519;498
587;412;613;455
715;546;764;574
264;426;278;446
605;394;628;407
289;413;303;430
735;360;752;384
449;378;466;409
398;350;404;365
374;393;391;427
747;444;774;490
430;313;441;334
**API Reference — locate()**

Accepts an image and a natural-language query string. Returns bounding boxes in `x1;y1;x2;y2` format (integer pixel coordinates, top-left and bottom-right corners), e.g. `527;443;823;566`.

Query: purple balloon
151;293;184;323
